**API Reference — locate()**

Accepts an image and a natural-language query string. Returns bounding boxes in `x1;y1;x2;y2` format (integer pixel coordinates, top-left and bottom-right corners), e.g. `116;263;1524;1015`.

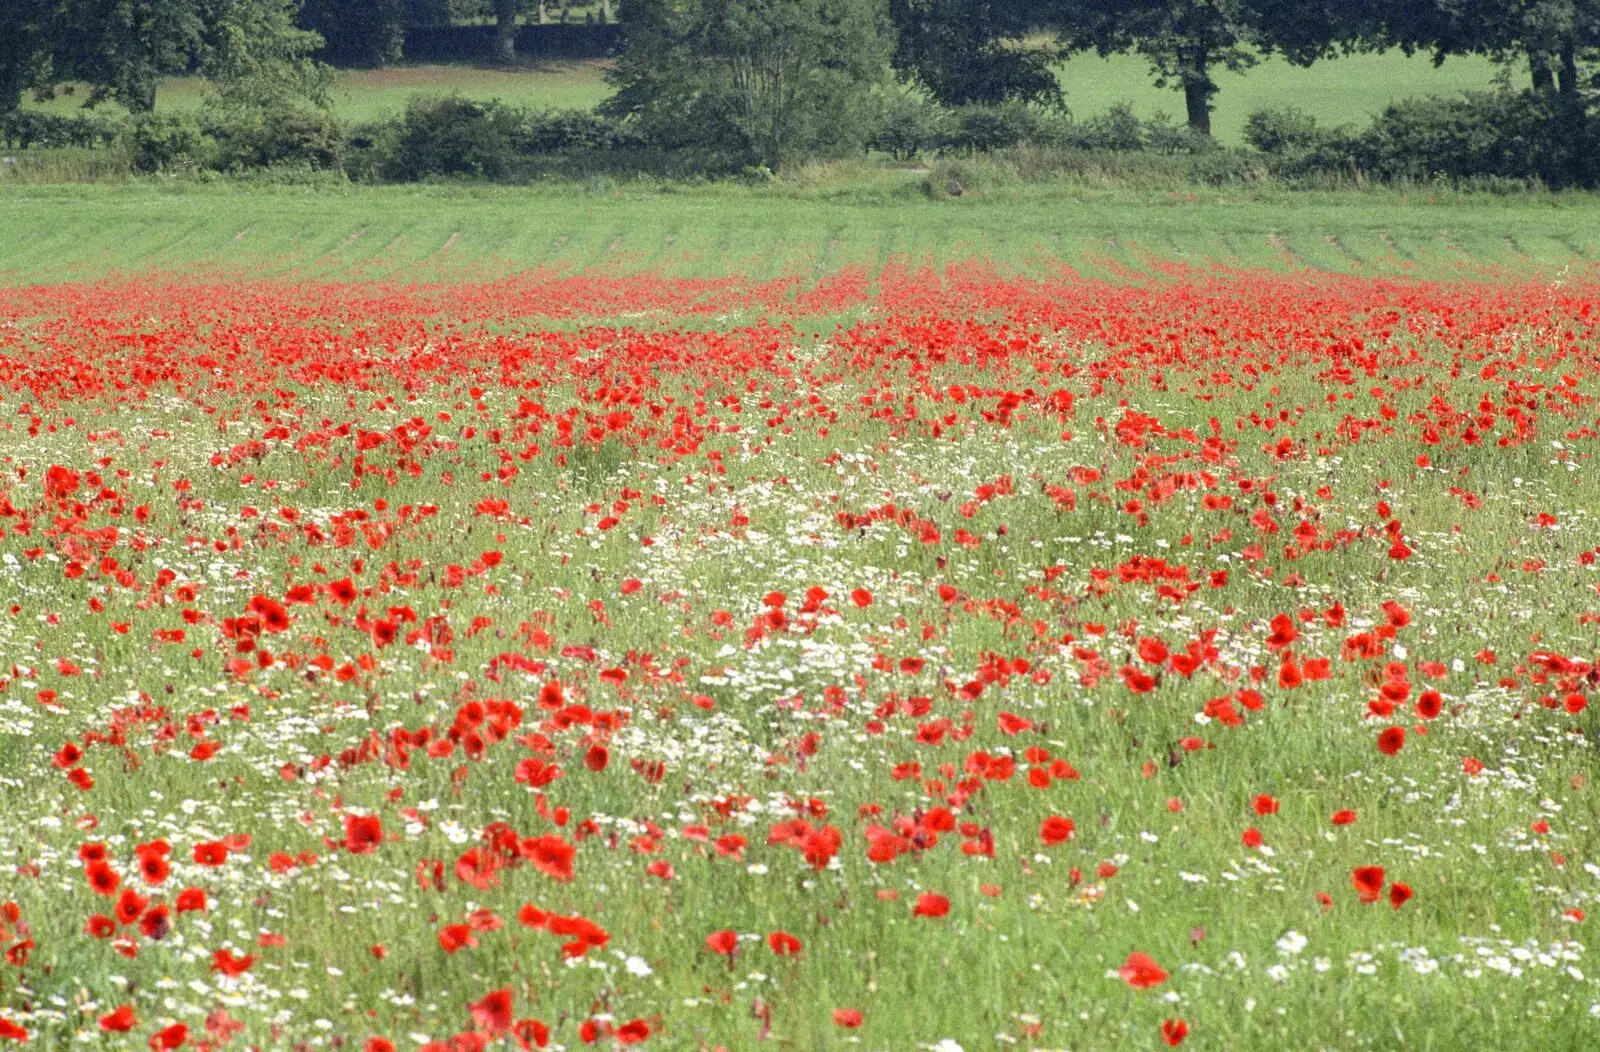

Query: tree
1062;0;1272;134
890;0;1060;105
0;0;59;114
54;0;206;111
605;0;892;170
201;0;331;110
299;0;406;65
1354;0;1600;95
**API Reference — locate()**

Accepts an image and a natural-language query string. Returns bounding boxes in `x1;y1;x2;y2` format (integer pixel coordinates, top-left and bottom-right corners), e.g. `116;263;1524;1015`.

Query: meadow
0;183;1597;1052
21;49;1507;145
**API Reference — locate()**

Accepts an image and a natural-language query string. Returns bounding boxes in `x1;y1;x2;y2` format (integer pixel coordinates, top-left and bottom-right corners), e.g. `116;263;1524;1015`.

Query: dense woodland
3;0;1600;183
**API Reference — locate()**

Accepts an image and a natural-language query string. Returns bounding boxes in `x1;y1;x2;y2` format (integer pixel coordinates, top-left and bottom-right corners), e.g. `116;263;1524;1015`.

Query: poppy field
0;263;1596;1051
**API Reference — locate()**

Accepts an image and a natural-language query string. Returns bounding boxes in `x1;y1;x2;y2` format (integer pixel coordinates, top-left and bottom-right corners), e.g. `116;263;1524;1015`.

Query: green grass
23;49;1509;143
1055;51;1507;144
2;180;1598;284
28;61;616;123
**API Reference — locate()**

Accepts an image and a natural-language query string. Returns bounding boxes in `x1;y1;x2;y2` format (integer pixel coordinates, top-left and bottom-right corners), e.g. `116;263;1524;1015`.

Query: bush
1242;106;1324;154
0;110;124;150
205;106;344;171
868;94;948;161
1049;104;1147;152
122;113;206;173
511;110;632;154
381;95;522;180
939;102;1036;154
1244;91;1600;189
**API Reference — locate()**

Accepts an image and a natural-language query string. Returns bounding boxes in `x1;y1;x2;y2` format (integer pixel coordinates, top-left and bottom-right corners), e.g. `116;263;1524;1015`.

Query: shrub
1242;106;1324;154
511;110;627;154
206;105;344;171
382;95;521;180
1052;104;1147;152
1245;91;1600;189
0;111;124;150
939;102;1035;154
122;113;206;173
868;94;948;160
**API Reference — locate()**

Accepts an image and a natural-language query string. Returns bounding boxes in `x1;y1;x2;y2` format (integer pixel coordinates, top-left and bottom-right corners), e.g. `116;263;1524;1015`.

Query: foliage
605;0;893;170
52;0;206;112
300;0;407;65
1053;0;1261;135
0;109;124;150
201;0;333;113
122;110;206;170
1245;89;1600;187
203;104;344;169
867;92;950;159
379;94;522;178
888;0;1059;105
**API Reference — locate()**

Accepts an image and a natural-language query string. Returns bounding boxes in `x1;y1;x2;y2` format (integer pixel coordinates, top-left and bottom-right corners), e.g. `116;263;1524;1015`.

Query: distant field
1;182;1595;285
27;61;615;124
24;50;1506;142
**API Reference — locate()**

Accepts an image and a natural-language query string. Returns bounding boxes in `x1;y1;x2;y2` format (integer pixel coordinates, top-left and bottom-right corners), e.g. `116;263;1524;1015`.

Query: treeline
3;0;1600;186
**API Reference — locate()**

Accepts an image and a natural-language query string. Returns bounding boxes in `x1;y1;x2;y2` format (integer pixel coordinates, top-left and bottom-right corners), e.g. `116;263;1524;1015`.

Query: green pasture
22;49;1507;143
2;181;1598;284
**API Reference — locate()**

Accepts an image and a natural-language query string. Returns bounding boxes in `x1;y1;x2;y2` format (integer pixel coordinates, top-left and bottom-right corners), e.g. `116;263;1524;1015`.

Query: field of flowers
0;265;1595;1050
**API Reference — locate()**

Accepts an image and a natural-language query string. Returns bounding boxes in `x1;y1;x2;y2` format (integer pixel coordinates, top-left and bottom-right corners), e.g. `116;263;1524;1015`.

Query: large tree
53;0;206;111
201;0;331;109
299;0;406;65
1058;0;1260;135
0;0;59;114
1365;0;1600;94
606;0;892;170
890;0;1059;105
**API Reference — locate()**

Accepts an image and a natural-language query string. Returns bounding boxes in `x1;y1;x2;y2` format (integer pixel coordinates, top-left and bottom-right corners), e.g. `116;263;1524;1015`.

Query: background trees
604;0;891;170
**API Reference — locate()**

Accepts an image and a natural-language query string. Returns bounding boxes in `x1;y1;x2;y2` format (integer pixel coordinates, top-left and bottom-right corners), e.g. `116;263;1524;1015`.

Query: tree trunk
1181;49;1212;136
1558;45;1579;96
494;0;518;64
1530;49;1554;92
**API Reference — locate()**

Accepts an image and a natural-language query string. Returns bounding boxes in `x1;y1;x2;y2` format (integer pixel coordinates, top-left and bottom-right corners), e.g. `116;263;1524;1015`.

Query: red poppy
149;1023;188;1049
520;835;576;882
832;1009;864;1028
1330;809;1357;826
768;930;802;956
850;588;872;608
344;813;384;854
1352;865;1386;904
912;891;950;918
1118;951;1168;989
99;1005;137;1032
1376;727;1405;756
1039;815;1075;845
85;860;120;896
139;904;171;940
114;888;148;925
1389;882;1414;909
210;948;257;977
438;924;478;953
1161;1019;1189;1047
615;1020;651;1044
1251;794;1279;815
705;929;737;957
174;887;207;912
468;988;514;1034
193;841;228;866
1241;827;1263;849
